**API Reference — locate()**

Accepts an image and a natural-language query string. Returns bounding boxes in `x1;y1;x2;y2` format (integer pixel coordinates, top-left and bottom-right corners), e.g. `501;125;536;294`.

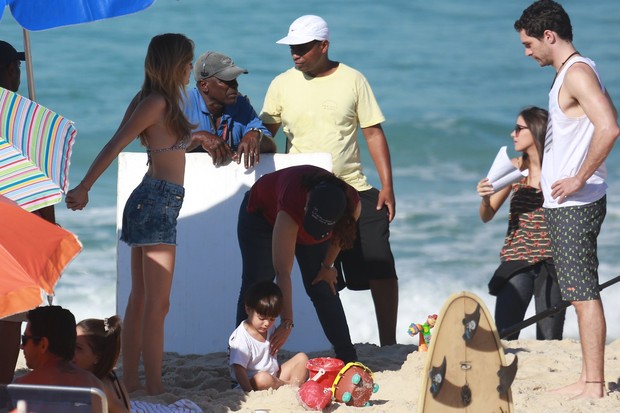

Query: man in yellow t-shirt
260;15;398;346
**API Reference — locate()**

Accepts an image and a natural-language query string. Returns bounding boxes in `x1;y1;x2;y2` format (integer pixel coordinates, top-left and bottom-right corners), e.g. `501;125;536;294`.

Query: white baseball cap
276;15;330;45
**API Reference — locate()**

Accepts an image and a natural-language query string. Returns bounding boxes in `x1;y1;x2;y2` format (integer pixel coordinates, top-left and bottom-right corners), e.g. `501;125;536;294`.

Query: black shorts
337;188;397;290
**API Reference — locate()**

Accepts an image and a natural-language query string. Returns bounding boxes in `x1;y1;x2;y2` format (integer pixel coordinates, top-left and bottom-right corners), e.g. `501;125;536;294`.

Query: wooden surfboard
418;291;517;413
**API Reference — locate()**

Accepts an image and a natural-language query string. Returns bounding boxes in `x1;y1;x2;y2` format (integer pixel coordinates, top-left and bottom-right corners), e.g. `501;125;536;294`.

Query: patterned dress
499;180;551;264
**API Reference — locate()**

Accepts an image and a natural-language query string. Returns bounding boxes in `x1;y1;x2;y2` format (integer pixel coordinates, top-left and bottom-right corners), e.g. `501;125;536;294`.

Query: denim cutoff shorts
120;174;185;247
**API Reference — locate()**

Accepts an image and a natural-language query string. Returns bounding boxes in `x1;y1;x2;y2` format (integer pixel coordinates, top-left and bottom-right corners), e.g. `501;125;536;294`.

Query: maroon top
247;165;359;245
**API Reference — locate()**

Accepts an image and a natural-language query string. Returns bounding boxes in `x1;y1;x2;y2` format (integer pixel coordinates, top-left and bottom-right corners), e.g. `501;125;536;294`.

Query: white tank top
542;56;607;208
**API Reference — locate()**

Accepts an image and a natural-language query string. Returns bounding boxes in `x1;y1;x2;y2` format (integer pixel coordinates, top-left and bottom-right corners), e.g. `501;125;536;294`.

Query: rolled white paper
486;146;528;191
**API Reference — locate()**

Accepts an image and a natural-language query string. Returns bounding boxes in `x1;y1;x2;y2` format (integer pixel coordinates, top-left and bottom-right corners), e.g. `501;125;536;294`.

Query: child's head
244;281;283;318
73;316;122;379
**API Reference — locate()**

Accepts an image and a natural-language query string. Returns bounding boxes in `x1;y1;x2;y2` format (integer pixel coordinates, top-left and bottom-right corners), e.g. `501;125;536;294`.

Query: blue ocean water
1;0;620;345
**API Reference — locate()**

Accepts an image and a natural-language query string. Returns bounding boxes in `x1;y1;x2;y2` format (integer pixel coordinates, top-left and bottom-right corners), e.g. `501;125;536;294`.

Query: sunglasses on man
21;334;41;346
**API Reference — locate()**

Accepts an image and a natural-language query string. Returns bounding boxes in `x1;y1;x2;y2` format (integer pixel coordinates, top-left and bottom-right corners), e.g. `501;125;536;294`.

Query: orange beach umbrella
0;196;81;318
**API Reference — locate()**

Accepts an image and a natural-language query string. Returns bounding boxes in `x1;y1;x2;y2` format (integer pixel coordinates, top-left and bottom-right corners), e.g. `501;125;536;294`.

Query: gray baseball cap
194;51;248;82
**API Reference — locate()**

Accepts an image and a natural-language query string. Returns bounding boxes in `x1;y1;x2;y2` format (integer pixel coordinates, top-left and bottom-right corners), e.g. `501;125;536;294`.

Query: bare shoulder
124;92;168;135
73;366;106;390
62;363;106;389
13;371;34;384
136;92;167;112
568;60;596;76
562;61;617;122
564;62;602;94
89;373;106;391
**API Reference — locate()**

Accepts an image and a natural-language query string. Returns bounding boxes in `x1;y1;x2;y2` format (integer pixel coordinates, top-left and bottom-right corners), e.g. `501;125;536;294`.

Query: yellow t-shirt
260;63;385;191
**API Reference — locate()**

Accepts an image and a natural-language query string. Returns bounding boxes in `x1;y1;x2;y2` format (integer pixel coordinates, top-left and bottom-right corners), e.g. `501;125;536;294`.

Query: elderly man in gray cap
184;51;275;169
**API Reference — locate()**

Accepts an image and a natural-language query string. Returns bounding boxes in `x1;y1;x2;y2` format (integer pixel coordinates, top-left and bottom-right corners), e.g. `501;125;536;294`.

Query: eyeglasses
21;334;41;346
514;124;529;135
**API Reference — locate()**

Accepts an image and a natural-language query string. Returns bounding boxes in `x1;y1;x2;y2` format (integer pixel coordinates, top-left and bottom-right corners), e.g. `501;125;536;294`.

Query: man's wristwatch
281;319;294;329
249;128;263;142
321;261;335;270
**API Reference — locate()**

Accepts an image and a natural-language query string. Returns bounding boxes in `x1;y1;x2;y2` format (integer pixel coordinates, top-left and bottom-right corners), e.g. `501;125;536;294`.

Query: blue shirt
183;87;271;152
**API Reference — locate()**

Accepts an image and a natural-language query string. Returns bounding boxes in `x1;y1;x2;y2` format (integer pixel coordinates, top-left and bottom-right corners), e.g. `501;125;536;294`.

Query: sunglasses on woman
514;124;529;135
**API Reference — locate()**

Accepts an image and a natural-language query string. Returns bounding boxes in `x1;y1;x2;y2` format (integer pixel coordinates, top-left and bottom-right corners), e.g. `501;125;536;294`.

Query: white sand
14;339;620;412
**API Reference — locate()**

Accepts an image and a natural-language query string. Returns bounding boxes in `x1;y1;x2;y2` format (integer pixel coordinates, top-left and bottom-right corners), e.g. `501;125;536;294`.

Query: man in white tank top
515;0;620;400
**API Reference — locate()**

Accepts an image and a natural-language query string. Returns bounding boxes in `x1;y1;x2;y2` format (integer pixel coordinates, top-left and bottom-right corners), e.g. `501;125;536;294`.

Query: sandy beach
14;338;620;412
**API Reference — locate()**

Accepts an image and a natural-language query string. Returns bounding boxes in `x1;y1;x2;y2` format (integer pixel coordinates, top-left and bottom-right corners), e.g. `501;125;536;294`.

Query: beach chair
0;384;107;413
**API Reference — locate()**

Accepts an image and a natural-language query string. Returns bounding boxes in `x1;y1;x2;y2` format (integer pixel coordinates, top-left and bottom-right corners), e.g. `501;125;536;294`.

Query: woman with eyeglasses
476;106;565;340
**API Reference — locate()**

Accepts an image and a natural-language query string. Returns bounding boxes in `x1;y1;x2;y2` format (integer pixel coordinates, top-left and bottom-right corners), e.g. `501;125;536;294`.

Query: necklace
207;112;231;146
207;113;217;133
550;51;579;89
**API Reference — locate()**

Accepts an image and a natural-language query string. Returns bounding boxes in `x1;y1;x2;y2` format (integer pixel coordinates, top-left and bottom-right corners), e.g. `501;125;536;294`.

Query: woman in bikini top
145;137;189;165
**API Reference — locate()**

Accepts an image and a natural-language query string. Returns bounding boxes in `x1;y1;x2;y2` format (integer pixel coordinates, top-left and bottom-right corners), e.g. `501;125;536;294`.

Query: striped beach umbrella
1;1;155;210
0;87;76;211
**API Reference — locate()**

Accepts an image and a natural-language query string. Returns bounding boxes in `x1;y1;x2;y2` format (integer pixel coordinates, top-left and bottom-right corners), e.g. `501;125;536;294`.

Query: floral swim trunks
545;196;606;302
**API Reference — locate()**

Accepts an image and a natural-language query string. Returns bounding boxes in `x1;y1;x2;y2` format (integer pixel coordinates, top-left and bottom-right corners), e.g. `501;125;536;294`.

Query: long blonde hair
138;33;194;146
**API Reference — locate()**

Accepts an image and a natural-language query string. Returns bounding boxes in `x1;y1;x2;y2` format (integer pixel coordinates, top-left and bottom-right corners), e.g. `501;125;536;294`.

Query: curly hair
514;0;572;41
